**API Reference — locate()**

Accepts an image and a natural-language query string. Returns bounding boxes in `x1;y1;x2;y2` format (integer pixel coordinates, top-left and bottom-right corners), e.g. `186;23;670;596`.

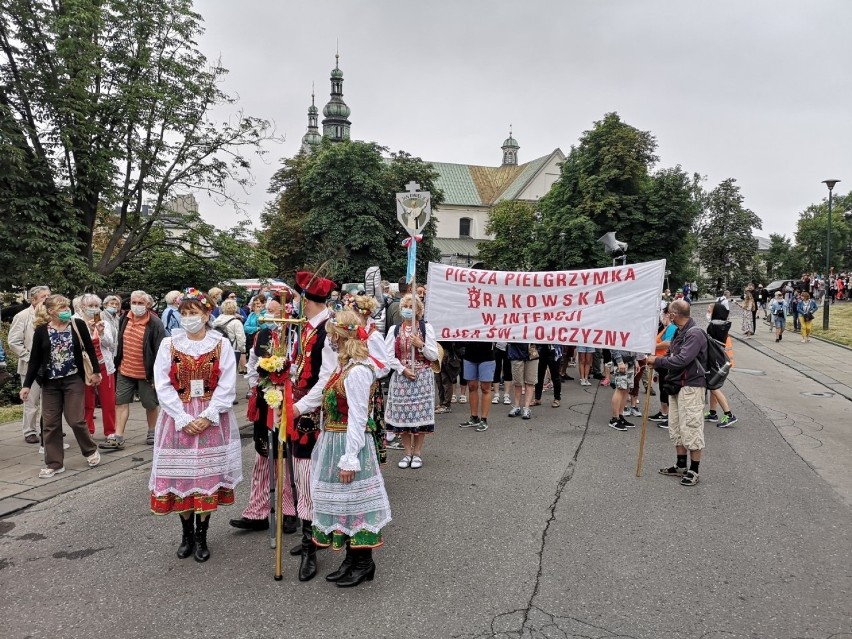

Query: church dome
502;134;519;149
323;100;351;118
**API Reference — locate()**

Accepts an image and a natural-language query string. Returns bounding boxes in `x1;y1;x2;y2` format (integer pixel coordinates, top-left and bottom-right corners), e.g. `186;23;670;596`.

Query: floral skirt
385;367;435;433
310;432;391;549
148;398;243;510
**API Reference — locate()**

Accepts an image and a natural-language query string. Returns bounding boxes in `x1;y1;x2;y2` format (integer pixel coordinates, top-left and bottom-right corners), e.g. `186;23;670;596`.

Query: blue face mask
263;322;277;331
400;308;414;320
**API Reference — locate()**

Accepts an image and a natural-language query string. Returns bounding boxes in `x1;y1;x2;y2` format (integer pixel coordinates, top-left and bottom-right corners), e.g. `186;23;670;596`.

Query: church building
299;57;564;266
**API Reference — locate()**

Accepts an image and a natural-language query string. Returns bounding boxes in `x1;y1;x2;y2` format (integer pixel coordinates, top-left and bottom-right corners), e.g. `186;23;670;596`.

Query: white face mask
130;304;147;317
180;316;205;335
85;307;99;317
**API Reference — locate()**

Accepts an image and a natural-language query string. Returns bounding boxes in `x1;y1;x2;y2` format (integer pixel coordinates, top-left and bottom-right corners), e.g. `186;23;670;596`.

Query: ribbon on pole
403;234;422;283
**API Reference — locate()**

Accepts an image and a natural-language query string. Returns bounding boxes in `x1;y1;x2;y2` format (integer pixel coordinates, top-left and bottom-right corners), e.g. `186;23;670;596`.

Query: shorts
463;360;496;383
115;372;159;410
576;346;595;354
612;371;631;390
510;360;537;386
773;315;786;328
668;386;705;451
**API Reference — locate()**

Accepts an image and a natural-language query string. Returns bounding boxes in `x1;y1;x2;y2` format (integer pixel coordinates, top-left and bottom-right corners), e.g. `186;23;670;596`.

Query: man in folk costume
229;296;299;534
288;271;336;581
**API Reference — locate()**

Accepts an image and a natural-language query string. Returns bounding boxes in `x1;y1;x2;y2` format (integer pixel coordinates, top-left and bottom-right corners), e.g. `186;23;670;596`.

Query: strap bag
70;319;97;386
528;344;540;361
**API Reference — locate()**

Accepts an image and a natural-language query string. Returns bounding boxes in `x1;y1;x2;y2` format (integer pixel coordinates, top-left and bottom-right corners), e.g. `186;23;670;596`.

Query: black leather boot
297;519;317;581
325;541;353;582
283;515;300;534
194;515;211;563
336;548;375;587
289;541;303;556
176;515;195;559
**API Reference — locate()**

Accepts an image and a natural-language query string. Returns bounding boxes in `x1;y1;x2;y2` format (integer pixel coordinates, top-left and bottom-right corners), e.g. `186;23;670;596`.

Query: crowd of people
2;270;766;582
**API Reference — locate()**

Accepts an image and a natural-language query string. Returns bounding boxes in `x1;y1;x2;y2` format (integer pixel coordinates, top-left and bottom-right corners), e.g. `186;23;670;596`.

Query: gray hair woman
79;293;118;441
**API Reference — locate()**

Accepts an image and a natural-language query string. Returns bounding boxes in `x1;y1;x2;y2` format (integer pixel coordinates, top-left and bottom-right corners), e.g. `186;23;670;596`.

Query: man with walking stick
646;300;708;487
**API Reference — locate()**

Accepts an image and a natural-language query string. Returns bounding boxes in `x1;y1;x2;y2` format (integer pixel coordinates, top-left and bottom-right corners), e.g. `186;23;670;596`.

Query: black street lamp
822;179;840;330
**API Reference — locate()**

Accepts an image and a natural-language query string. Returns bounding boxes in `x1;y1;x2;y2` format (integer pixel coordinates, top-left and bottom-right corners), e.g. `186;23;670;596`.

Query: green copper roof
502;135;519;149
498;153;552;201
431;162;483;206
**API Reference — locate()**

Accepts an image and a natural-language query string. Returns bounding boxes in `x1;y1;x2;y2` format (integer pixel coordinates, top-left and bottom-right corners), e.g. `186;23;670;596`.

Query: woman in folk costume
384;293;439;469
311;309;392;588
149;289;242;563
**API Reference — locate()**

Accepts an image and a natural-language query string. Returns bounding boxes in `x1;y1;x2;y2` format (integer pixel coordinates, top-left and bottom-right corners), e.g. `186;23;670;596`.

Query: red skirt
150;488;235;516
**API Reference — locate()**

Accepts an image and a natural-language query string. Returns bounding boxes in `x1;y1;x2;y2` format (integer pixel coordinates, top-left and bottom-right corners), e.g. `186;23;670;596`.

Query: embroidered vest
322;363;377;433
168;344;221;403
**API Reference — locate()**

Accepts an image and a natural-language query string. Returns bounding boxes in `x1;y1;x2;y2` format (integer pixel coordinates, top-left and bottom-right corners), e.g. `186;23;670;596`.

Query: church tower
301;88;323;154
501;126;519;166
321;53;351;142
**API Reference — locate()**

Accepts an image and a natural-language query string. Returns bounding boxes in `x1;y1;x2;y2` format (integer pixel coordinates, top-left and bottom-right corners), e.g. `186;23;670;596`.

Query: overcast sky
195;0;851;240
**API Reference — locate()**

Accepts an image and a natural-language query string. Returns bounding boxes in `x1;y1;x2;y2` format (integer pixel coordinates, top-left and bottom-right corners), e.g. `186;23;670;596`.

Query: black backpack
703;332;731;390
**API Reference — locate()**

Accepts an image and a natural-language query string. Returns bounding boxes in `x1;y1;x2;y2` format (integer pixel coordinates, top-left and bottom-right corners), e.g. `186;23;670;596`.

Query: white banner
425;260;666;353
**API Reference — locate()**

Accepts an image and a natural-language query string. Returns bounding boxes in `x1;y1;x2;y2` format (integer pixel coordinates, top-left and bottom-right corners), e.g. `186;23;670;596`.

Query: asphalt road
1;352;850;638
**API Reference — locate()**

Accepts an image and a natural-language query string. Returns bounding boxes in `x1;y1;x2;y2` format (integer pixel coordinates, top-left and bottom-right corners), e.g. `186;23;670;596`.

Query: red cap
295;271;336;303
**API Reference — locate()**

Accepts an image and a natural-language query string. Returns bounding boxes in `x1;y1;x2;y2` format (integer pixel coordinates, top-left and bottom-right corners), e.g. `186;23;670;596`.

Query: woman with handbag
20;294;102;478
797;292;818;343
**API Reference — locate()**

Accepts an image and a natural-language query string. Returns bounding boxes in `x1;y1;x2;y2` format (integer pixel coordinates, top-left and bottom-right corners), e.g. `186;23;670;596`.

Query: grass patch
0;404;23;424
811;303;852;347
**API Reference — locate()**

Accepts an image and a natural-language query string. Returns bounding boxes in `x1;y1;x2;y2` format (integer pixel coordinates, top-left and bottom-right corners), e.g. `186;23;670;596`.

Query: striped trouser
241;454;313;521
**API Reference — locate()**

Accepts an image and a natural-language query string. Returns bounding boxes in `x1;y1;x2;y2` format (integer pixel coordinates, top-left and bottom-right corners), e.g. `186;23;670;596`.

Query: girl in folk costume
383;293;439;469
149;289;242;563
311;310;392;588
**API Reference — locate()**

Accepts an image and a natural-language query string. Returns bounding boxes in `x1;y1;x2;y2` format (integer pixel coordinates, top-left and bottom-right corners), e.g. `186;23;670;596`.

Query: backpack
214;317;238;347
703;331;731;390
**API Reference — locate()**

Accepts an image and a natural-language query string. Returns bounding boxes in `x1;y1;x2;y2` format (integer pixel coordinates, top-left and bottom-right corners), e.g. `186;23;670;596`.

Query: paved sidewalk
730;309;852;401
0;377;252;517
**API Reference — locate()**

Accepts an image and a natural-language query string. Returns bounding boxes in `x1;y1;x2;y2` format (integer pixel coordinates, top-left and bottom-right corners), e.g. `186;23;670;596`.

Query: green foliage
793;192;851;273
0;323;21;407
260;142;443;283
0;0;272;291
763;233;804;280
532;113;700;278
697;178;762;293
104;217;274;301
477;201;538;270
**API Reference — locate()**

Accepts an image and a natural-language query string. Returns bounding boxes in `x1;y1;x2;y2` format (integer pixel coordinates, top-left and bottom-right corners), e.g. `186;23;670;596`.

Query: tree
763;233;804;280
477;201;538;270
0;0;272;290
697;178;762;293
532;113;700;278
261;141;443;284
794;192;852;273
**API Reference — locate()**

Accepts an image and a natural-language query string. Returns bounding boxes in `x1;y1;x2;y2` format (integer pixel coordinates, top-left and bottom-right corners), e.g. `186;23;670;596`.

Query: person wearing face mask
384;293;439;469
8;285;51;444
77;293;117;440
149;288;242;563
20;294;102;478
103;290;165;450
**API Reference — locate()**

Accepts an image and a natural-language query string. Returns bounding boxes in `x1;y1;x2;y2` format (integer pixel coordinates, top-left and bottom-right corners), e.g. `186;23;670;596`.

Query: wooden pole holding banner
396;181;431;369
635;366;654;477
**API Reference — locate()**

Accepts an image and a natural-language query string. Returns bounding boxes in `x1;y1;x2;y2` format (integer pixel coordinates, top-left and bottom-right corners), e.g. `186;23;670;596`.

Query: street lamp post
822;179;840;331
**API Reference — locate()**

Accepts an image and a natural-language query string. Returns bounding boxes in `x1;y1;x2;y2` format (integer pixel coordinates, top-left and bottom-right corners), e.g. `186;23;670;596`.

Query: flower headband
177;287;214;311
330;316;369;342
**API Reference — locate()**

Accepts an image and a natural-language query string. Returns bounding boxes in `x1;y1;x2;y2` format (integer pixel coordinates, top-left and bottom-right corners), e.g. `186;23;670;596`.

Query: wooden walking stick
635;368;654;477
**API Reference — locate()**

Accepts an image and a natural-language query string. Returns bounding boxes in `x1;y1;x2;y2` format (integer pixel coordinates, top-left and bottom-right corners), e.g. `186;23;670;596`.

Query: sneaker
649;412;667;422
622;407;631;416
386;439;404;450
491;395;499;404
619;417;636;428
458;395;467;404
581;378;592;386
475;419;489;432
459;416;480;428
508;406;521;417
521;407;532;420
657;419;669;429
503;395;511;405
608;417;627;431
630;406;642;417
98;435;125;450
704;411;719;423
410;456;423;469
38;466;65;479
451;395;457;403
146;430;155;445
718;414;738;427
434;405;451;414
398;456;412;469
